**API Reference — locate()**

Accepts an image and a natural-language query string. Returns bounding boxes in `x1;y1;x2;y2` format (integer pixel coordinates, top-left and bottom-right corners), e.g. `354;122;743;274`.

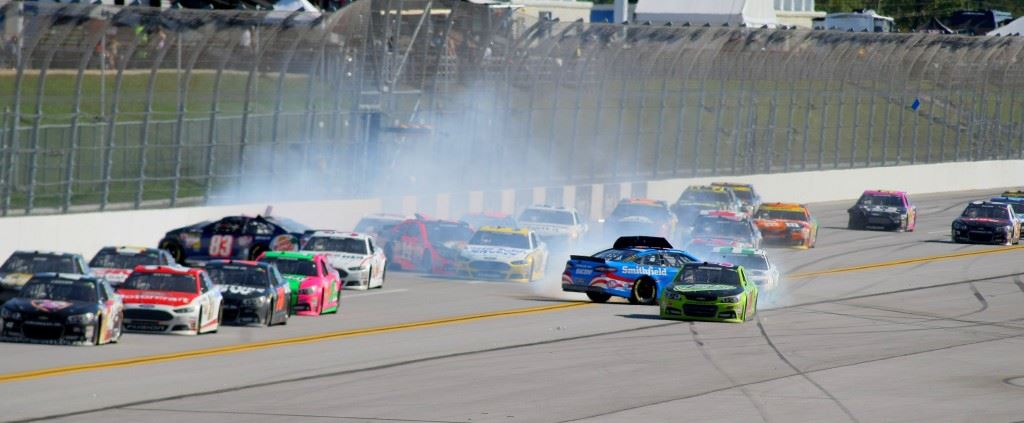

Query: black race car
0;251;91;300
158;214;310;264
951;201;1022;245
1;273;124;345
203;260;290;326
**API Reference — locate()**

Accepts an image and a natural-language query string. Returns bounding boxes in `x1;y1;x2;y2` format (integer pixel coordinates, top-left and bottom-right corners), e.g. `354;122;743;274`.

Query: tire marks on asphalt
688;323;770;423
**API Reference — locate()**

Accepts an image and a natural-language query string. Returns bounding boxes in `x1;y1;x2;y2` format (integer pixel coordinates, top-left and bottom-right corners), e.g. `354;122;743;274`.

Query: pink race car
847;190;918;232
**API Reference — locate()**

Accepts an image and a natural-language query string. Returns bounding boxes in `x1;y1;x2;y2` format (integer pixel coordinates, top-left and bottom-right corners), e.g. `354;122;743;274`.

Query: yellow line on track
788;244;1024;280
0;302;591;384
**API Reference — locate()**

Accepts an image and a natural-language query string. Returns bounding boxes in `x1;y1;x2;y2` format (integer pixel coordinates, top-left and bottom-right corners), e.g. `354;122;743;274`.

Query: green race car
659;262;758;323
257;251;342;316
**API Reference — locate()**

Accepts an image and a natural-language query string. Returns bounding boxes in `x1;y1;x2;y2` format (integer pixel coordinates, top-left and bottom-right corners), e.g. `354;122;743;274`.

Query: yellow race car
456;226;548;282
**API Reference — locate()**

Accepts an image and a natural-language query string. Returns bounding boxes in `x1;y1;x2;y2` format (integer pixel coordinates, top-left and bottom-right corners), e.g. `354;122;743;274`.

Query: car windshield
20;278;97;302
610;204;670;221
354;218;401;234
728;189;754;202
593;249;637;262
469;231;530;249
261;257;318;277
303;237;368;255
691;219;751;238
424;222;474;243
755;209;807;221
992;200;1024;214
89;250;160;269
962;205;1009;220
859;194;903;207
715;254;769;271
461;214;517;229
0;253;77;274
676;267;741;287
213;218;245;234
122;273;197;294
206;266;270;288
519;209;574;225
677;190;730;204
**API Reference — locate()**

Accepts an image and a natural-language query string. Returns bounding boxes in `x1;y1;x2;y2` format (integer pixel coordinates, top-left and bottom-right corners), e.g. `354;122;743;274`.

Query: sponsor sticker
621;266;668;277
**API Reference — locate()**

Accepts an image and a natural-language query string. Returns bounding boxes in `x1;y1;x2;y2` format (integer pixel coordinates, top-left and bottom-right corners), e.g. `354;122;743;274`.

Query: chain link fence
2;0;1024;215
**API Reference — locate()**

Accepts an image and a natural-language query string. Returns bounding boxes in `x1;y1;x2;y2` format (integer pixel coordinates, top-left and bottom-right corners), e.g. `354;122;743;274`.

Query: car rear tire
110;312;123;343
586;291;611;303
92;320;103;346
160;240;186;264
264;305;273;327
629;278;658;306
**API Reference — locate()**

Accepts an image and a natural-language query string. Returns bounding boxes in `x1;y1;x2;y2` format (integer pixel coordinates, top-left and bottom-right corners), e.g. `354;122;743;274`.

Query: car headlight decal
173;306;195;314
720;295;743;303
67;312;96;324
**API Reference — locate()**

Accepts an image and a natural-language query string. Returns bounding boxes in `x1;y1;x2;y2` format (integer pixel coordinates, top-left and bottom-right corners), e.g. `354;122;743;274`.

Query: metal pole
62;18;110;212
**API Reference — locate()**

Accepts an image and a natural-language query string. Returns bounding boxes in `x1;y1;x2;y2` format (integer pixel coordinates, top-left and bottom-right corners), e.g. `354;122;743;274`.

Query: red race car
117;266;224;335
380;215;474;275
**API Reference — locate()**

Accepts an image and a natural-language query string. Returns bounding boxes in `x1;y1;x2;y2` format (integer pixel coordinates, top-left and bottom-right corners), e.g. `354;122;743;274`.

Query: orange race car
753;203;819;248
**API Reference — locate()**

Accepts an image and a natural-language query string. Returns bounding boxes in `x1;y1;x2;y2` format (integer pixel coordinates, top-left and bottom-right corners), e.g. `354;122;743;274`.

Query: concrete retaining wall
1;160;1020;261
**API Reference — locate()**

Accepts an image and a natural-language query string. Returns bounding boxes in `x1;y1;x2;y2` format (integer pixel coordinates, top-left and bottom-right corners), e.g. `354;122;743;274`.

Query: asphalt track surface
3;189;1024;422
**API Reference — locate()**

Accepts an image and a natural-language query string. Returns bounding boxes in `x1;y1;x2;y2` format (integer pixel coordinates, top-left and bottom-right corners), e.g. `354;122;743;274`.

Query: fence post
134;26;176;209
62;18;109;212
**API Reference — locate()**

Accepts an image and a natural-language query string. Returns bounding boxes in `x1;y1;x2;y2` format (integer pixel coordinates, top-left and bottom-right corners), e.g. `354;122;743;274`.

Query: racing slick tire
249;245;267;261
628;278;658;306
375;268;386;289
897;217;908;232
586;291;611;303
330;288;341;314
92;320;103;346
264;305;273;327
160;240;186;264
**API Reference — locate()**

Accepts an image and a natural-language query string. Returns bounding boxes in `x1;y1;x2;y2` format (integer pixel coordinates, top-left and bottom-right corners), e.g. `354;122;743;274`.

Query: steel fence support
62;19;109;212
133;28;176;209
202;17;246;205
170;23;218;207
99;15;145;211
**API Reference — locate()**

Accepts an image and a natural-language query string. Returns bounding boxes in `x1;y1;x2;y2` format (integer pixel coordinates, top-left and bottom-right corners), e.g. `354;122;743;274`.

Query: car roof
685;185;728;193
522;204;576;212
618;198;667;207
711;182;754;190
132;265;202;277
204;260;273;270
98;246;164;255
758;202;807;211
29;273;101;282
682;261;739;270
969;200;1010;208
262;251;318;261
862;190;906;196
308;231;370;240
10;250;83;258
477;226;529;235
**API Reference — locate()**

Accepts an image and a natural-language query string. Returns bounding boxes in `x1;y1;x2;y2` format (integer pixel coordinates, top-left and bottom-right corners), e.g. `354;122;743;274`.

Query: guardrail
2;0;1023;216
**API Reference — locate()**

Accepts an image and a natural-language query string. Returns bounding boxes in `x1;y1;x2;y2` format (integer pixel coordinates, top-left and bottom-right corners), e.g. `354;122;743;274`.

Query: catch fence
2;0;1024;215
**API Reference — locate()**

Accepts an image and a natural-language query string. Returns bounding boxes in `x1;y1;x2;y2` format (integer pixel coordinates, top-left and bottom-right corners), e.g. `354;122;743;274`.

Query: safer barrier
2;1;1024;215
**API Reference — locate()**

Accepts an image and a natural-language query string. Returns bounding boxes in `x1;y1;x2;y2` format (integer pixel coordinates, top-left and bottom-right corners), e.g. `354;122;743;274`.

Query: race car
203;260;291;326
88;246;176;286
301;231;387;290
117;265;224;335
951;201;1022;245
460;211;518;230
847;190;917;232
0;251;91;299
258;251;341;316
706;247;779;291
158;214;310;265
354;213;407;240
711;182;762;215
659;262;758;323
380;215;474;275
517;205;588;252
457;226;548;282
1;273;123;345
671;185;742;229
754;203;818;248
683;211;763;260
1001;190;1024;198
562;236;697;305
600;198;678;243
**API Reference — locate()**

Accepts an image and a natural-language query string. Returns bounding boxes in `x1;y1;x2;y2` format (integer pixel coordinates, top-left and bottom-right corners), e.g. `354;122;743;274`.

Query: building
633;0;779;28
816;9;895;32
774;0;824;29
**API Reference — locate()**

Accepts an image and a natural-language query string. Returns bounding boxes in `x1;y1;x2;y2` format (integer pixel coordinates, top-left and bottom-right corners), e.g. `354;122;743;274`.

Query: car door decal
209;235;234;258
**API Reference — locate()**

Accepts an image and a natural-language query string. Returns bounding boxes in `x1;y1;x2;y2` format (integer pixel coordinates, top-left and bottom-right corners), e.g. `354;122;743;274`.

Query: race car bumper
1;319;98;345
952;228;1011;244
293;292;323;316
659;299;746;323
221;300;272;325
458;261;533;282
342;269;371;290
123;305;202;335
760;229;809;246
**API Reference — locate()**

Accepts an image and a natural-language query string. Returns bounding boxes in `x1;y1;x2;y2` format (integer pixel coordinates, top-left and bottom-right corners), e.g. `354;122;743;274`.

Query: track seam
755;320;859;422
689;322;770;422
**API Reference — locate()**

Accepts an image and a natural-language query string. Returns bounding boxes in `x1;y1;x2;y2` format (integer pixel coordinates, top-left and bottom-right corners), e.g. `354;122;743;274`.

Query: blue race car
991;196;1024;216
158;213;310;265
561;236;698;305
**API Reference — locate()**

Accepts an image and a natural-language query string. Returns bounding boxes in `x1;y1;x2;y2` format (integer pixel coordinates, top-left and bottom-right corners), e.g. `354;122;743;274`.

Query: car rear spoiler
613;236;673;249
570;255;605;264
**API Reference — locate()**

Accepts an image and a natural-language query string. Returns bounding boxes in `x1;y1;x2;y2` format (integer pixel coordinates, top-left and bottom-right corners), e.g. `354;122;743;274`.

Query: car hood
462;245;530;262
93;268;133;284
957;217;1011;227
218;284;270;300
4;298;99;317
117;289;197;307
852;205;904;214
304;251;369;269
671;284;744;297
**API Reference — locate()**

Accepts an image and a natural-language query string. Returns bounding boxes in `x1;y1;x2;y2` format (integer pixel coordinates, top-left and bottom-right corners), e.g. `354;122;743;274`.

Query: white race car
301;231;387;290
707;247;779;291
517;205;588;252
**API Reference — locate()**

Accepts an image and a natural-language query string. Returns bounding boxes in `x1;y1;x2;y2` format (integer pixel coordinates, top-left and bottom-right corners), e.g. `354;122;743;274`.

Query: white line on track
343;288;409;298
